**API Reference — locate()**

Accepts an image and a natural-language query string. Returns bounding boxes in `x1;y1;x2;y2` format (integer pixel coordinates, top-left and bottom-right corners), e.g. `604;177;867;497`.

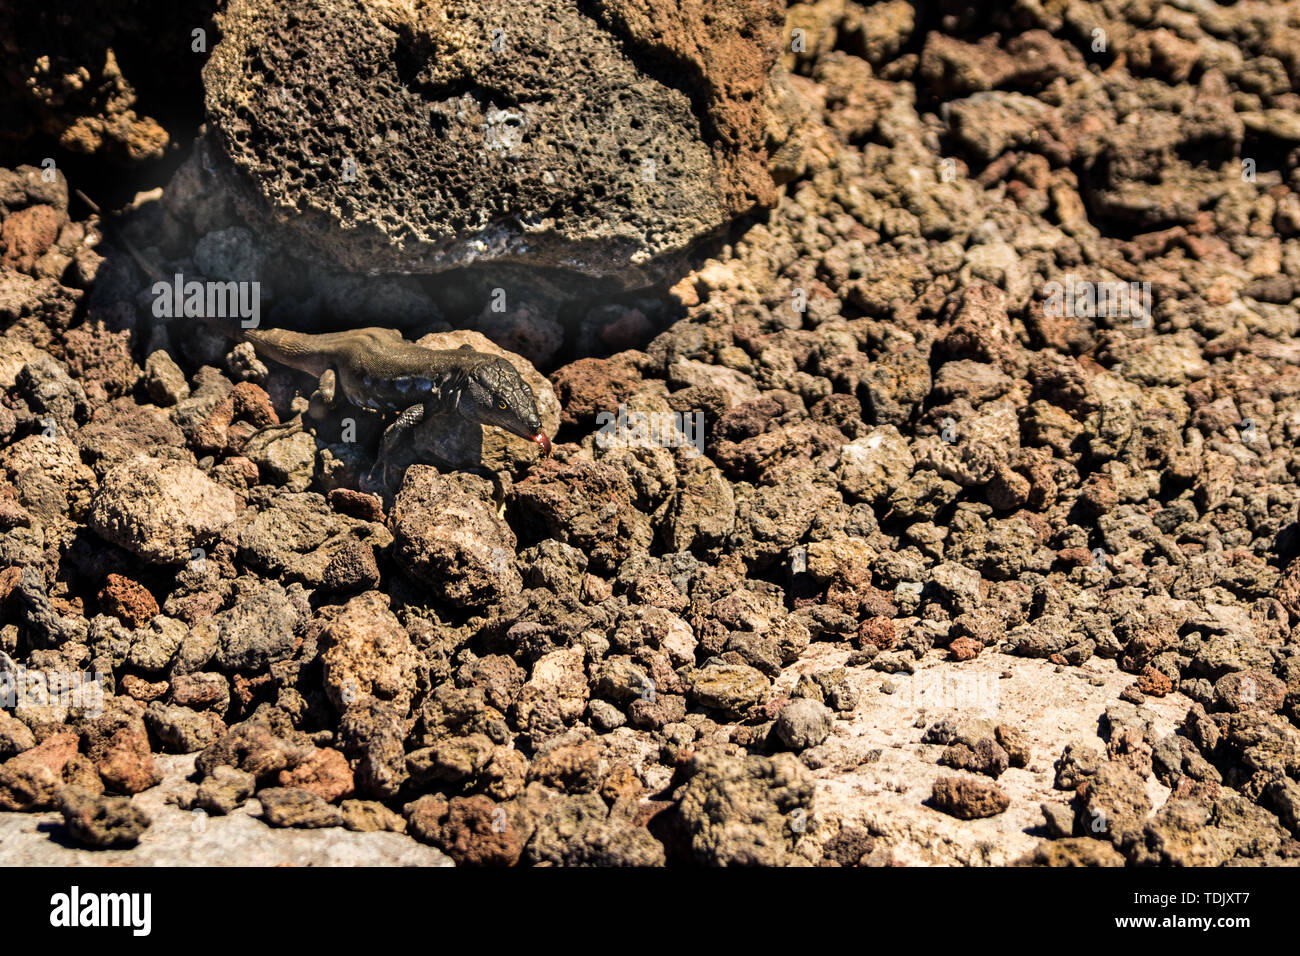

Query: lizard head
460;355;552;456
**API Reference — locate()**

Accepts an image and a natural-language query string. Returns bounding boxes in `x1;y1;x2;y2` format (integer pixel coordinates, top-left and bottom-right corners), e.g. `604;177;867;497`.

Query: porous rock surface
4;0;1300;869
202;0;789;285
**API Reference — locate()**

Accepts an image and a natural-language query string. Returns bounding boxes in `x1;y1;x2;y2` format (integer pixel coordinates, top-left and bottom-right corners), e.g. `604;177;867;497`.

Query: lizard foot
361;457;405;503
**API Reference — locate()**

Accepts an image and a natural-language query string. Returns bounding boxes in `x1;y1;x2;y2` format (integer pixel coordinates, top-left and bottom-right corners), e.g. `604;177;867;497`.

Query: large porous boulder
202;0;788;287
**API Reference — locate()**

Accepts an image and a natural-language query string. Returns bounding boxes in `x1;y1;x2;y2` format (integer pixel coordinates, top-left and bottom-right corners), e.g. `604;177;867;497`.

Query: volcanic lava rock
88;454;240;564
202;0;788;287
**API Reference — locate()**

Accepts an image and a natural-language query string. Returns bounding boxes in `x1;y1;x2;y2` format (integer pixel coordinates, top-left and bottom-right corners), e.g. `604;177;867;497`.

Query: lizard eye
498;400;508;410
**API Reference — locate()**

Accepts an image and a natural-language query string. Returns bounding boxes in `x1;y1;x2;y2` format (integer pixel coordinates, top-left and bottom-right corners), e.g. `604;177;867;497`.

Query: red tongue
533;431;552;457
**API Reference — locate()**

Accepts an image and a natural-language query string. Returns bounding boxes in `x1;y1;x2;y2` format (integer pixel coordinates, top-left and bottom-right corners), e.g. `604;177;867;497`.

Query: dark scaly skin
87;201;553;465
214;328;553;492
235;325;551;456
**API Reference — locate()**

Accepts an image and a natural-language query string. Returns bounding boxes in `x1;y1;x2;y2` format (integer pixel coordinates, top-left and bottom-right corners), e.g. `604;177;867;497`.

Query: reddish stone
231;381;278;426
328;488;385;523
170;672;230;712
225;421;260;450
1182;234;1230;261
60;323;139;402
11;731;79;777
1136;665;1173;698
857;586;899;619
949;636;982;661
1077;473;1118;519
404;794;450;845
99;573;159;629
192;395;236;455
120;674;168;702
857;616;896;650
223;457;261;485
0;565;24;605
277;747;355;802
0;485;31;530
600;761;645;818
50;596;82;616
940;282;1017;372
97;726;163;794
548;356;644;427
669;273;701;307
439;795;522;867
0;732;79;811
1;204;61;270
745;695;789;723
581;573;613;603
231;672;275;710
167;591;225;625
1057;547;1093;568
1214;669;1285;713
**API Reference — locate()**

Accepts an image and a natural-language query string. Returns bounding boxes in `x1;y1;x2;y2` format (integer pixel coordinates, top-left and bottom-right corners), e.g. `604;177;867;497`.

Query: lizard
207;324;552;463
79;192;552;487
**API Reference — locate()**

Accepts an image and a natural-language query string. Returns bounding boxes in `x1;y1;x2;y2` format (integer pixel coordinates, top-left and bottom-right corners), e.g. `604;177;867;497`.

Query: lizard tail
77;190;168;284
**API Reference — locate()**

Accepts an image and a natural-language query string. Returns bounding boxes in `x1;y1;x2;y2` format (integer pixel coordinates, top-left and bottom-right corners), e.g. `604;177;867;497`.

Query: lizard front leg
380;402;426;459
309;368;340;420
365;402;427;495
246;366;340;446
